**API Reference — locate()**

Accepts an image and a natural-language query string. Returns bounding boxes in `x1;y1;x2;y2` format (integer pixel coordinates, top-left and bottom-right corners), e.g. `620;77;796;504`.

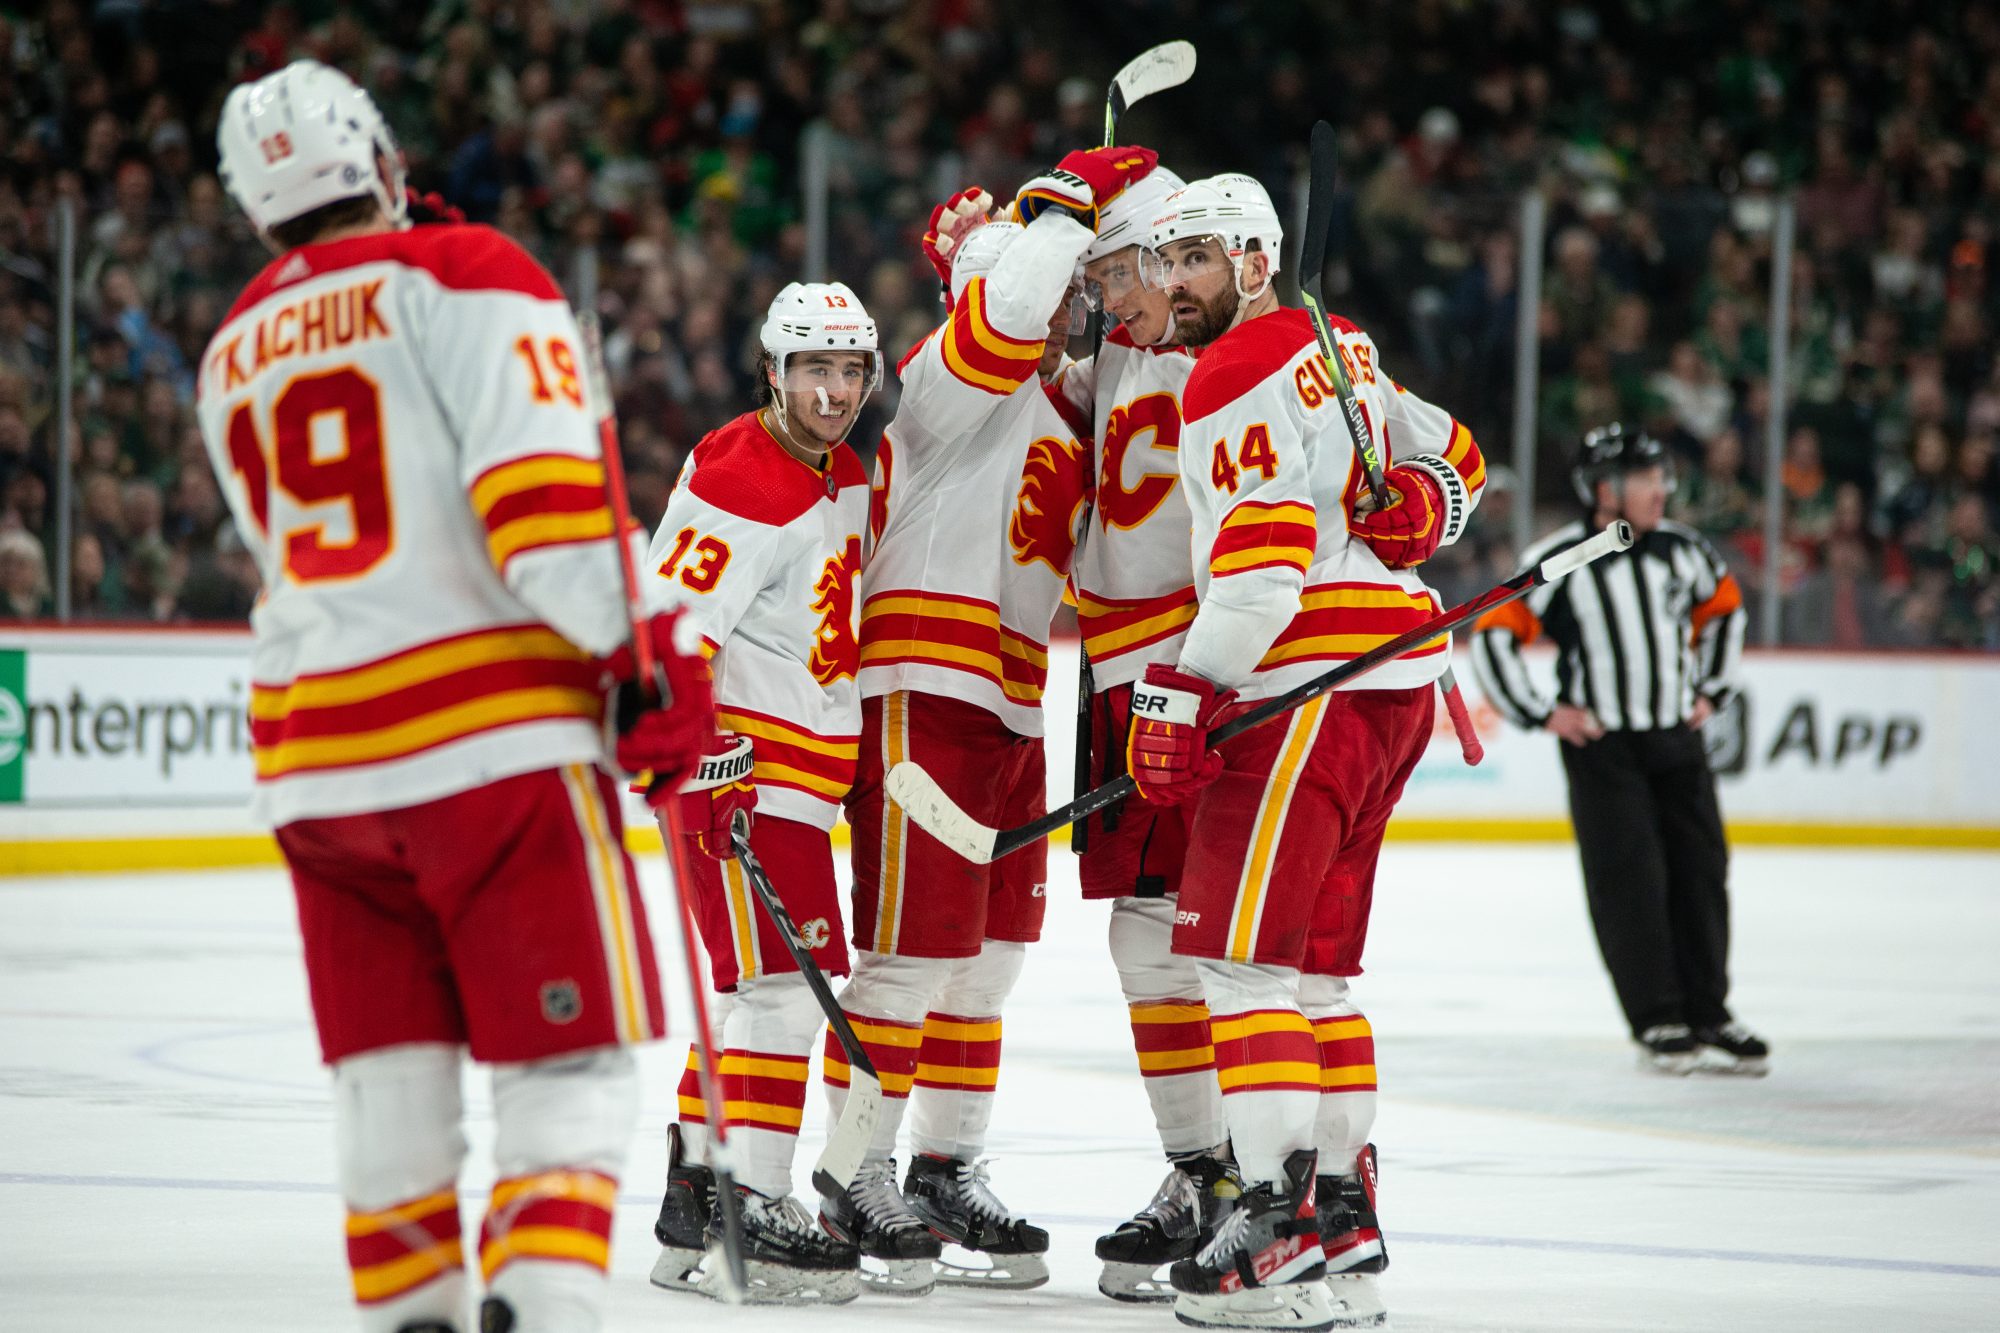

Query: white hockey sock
674;988;736;1166
909;940;1025;1160
824;950;947;1165
708;974;823;1198
1195;958;1317;1188
1110;896;1227;1156
482;1047;638;1333
1300;974;1377;1175
333;1043;469;1333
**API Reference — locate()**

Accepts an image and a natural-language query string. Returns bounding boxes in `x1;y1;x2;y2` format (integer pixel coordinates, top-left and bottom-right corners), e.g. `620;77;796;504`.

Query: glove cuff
1395;453;1470;545
680;734;753;792
1133;668;1214;725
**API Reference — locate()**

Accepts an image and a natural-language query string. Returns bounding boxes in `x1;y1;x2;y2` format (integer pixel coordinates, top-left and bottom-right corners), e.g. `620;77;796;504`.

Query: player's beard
1171;280;1240;349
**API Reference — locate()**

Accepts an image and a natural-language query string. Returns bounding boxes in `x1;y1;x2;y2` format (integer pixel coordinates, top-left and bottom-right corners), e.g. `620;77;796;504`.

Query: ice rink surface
3;843;1997;1332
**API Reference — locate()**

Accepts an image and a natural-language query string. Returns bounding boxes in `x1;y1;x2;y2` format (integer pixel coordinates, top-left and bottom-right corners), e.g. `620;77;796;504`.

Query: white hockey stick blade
811;1070;883;1195
883;761;1000;864
1113;41;1196;107
1538;518;1634;582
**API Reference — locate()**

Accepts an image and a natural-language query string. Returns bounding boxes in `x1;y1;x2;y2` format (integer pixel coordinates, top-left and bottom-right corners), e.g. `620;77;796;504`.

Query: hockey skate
1317;1144;1387;1274
700;1185;861;1305
903;1152;1050;1289
1097;1148;1242;1302
1636;1023;1698;1075
1693;1022;1770;1077
1170;1149;1334;1331
647;1124;714;1294
818;1157;943;1296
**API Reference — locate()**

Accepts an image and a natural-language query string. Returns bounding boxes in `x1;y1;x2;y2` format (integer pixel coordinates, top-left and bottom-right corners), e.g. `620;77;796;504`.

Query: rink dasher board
2;627;1998;873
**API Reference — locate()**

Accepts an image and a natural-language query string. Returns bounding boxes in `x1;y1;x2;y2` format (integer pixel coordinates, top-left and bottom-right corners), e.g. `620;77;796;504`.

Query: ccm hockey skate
647;1124;714;1294
1170;1149;1335;1331
818;1157;943;1296
1097;1148;1242;1302
903;1152;1050;1289
1314;1144;1390;1329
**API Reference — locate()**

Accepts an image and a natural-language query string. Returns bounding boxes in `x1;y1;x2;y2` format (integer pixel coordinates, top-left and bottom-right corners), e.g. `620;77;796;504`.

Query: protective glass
1082;248;1147;312
778;349;882;398
1139;235;1230;291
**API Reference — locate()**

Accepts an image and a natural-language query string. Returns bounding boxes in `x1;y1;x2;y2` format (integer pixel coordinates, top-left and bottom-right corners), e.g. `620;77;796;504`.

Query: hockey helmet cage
218;60;408;235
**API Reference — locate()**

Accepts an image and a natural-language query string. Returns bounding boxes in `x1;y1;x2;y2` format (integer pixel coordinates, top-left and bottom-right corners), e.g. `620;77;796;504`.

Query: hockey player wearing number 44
200;61;716;1333
643;282;882;1305
1128;174;1488;1332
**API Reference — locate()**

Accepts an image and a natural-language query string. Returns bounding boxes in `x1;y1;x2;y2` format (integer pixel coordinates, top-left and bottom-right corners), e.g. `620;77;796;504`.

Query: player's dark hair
754;350;779;408
268;195;381;252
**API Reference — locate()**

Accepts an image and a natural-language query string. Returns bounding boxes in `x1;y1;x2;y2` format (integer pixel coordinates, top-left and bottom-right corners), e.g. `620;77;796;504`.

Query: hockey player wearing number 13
1131;174;1487;1332
642;282;879;1304
197;61;715;1333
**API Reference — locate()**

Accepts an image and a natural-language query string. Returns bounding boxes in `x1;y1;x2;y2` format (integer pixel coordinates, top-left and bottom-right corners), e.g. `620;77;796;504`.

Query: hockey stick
1072;40;1200;847
1300;119;1483;764
577;312;747;1302
888;520;1635;864
723;810;885;1198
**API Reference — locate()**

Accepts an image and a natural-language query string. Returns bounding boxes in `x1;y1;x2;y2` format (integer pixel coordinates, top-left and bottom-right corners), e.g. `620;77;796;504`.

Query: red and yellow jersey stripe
467;452;616;574
1255;582;1445;673
1211;500;1318;579
716;705;859;804
1438;418;1486;495
718;1049;811;1135
859;589;1050;705
249;623;602;780
1077;586;1199;666
1128;1000;1216;1078
823;1014;924;1097
345;1188;464;1306
938;277;1046;394
1313;1014;1378;1093
476;1169;617;1283
1209;1008;1322;1095
914;1013;1002;1092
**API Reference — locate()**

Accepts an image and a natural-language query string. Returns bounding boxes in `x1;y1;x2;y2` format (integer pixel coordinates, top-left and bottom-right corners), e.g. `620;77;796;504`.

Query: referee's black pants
1559;725;1733;1038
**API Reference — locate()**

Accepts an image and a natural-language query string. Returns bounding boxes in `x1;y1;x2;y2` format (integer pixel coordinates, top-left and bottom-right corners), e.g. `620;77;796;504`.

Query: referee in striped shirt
1471;425;1768;1075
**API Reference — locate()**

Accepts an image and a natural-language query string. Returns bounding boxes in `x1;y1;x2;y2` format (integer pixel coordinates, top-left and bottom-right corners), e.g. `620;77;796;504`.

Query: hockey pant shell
1110;896;1225;1155
280;764;664;1065
679;814;848;993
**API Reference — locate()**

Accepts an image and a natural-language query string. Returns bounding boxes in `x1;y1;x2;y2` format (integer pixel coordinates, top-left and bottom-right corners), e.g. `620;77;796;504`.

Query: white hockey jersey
1175;306;1488;699
647;411;868;830
195;224;632;827
1054;325;1201;690
859;212;1094;737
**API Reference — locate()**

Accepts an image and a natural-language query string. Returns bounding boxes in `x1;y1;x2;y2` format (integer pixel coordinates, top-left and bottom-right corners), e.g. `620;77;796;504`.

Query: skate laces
1136;1165;1200;1230
753;1192;827;1240
1193;1195;1253;1268
955;1158;1019;1226
852;1160;930;1234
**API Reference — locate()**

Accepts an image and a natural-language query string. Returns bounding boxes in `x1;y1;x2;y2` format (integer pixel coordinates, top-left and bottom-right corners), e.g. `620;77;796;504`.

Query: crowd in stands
0;0;1993;649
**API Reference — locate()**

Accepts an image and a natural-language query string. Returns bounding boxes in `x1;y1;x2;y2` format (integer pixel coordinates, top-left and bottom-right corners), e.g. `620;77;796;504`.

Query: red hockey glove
923;186;994;301
1013;146;1160;229
1348;463;1446;569
606;609;717;798
676;733;757;859
403;187;466;226
1126;663;1236;806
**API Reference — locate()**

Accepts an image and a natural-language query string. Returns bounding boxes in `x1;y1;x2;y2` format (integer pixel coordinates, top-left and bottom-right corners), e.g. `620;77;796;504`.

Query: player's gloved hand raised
923;186;994;301
605;609;717;799
1013;146;1160;230
1126;663;1236;805
1348;462;1446;569
403;187;466;226
676;734;757;859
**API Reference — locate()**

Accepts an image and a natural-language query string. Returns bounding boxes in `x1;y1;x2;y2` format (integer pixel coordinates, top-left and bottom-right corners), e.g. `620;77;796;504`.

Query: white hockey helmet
217;59;407;235
760;280;883;404
1083;162;1186;263
948;219;1024;305
1145;172;1284;297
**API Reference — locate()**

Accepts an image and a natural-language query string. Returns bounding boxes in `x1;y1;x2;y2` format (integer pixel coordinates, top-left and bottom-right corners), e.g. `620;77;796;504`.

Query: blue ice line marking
2;1173;1995;1280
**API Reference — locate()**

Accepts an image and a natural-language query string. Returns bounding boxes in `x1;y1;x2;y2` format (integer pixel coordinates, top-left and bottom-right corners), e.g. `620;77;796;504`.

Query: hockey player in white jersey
643;282;879;1305
818;147;1152;1290
197;61;715;1333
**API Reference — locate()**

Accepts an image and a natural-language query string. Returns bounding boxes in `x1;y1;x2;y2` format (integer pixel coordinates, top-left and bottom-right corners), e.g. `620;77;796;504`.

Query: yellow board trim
9;818;2000;878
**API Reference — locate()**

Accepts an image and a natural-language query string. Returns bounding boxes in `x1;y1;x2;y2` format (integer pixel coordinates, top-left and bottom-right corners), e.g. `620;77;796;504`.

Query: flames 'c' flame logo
1098;391;1180;530
1010;435;1089;575
809;534;862;685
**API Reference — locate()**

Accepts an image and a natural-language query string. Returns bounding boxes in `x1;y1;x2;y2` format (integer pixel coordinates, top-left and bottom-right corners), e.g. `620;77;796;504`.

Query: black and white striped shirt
1471;519;1746;732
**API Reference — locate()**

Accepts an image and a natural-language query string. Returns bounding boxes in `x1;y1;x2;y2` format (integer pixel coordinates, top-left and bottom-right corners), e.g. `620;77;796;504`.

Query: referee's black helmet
1571;422;1675;507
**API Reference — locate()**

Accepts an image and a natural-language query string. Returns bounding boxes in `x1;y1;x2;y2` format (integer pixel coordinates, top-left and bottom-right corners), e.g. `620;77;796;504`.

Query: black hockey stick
1073;40;1200;850
725;811;884;1198
1300;119;1482;763
887;521;1636;864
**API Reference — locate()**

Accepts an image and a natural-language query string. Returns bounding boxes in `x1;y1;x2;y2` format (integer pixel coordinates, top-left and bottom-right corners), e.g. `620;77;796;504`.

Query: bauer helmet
1144;172;1284;297
760;281;883;407
217;59;407;235
1083;160;1186;264
1570;422;1676;507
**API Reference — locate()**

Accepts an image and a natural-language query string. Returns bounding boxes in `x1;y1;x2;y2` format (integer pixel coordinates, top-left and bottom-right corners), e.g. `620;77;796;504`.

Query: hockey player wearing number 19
1134;174;1488;1332
641;282;881;1305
